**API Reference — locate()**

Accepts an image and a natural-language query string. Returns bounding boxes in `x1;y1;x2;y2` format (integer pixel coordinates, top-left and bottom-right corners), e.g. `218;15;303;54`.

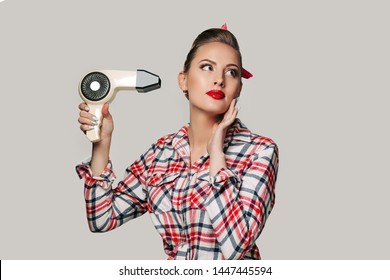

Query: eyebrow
198;59;239;69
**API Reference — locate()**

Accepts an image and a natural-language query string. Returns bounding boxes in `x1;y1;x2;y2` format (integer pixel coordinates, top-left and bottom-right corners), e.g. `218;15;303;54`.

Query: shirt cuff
204;167;241;208
75;158;116;190
210;167;241;190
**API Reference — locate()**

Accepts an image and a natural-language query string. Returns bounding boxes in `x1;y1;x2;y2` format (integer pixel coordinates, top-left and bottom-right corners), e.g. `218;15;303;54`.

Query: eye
226;68;238;77
201;63;213;71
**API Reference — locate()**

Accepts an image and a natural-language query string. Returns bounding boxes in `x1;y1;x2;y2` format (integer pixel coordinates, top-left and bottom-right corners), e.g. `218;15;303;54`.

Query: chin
203;103;229;115
190;98;229;115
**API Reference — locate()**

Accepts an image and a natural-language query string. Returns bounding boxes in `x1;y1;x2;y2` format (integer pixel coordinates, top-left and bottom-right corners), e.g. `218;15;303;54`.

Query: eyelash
201;63;213;71
200;63;238;77
227;69;238;77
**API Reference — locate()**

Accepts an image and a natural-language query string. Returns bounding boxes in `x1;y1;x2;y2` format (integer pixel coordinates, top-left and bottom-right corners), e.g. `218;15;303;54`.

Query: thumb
101;103;112;119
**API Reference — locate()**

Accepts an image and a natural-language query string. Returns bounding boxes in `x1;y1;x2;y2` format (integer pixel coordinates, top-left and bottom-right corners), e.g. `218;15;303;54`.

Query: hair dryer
79;69;161;142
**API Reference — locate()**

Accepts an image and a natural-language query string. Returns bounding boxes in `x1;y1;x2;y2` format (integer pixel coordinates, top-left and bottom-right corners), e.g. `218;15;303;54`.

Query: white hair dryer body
79;69;161;142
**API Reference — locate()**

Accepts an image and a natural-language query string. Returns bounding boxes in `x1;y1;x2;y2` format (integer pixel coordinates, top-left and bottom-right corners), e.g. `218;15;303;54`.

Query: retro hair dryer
79;69;161;142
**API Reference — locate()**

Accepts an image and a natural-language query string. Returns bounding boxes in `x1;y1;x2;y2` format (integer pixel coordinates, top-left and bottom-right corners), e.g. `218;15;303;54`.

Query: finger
78;116;98;126
79;110;99;124
232;106;238;119
80;124;96;132
225;106;238;126
79;110;94;118
78;103;90;112
226;99;237;118
221;101;236;123
225;111;236;125
227;98;236;114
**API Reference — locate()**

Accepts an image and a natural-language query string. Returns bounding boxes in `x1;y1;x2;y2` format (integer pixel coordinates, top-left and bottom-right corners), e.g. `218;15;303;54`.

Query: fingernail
85;106;90;112
88;125;95;130
237;106;241;112
91;120;97;125
92;115;98;121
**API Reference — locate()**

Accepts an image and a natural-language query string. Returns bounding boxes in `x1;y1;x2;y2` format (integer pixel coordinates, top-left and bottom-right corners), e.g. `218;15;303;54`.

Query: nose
214;74;224;87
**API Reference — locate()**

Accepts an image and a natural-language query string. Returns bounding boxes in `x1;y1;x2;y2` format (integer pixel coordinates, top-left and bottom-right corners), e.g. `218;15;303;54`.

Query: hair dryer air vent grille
80;72;111;101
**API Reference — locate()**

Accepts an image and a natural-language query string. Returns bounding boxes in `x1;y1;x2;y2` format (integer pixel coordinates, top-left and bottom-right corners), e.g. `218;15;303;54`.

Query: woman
76;26;279;260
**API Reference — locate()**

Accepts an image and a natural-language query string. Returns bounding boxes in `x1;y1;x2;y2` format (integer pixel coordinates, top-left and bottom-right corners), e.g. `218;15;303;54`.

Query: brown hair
183;28;242;73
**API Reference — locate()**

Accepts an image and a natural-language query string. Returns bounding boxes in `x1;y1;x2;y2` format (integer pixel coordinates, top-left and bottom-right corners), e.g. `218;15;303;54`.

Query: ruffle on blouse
75;158;117;190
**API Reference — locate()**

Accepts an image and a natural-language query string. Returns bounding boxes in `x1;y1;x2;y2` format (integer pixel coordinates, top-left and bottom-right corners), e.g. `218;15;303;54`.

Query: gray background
0;0;389;259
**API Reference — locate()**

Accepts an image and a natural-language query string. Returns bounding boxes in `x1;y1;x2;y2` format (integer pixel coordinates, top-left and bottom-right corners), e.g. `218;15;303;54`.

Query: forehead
194;42;240;66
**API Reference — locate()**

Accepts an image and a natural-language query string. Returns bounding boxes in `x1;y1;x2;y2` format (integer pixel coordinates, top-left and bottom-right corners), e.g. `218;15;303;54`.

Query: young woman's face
179;42;242;116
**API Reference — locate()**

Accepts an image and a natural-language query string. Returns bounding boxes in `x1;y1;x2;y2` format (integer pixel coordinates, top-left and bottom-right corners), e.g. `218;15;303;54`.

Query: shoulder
250;132;278;152
225;119;278;175
155;132;176;147
145;125;187;161
152;123;189;149
232;118;277;151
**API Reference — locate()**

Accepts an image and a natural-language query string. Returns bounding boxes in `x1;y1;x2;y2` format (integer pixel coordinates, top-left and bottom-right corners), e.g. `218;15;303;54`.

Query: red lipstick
206;90;225;100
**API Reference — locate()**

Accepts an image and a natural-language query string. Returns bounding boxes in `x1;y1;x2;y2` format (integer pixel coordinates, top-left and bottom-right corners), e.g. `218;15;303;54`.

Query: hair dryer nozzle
136;69;161;93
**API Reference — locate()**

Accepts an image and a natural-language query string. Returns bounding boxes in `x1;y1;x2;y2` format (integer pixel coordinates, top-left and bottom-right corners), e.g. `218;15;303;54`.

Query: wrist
91;136;112;176
209;151;226;177
209;150;225;159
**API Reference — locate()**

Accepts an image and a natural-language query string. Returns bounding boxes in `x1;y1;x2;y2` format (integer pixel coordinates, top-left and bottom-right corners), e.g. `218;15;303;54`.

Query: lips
206;90;225;100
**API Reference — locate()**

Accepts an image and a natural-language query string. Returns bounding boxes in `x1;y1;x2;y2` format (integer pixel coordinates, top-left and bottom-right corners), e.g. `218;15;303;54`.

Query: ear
178;71;188;93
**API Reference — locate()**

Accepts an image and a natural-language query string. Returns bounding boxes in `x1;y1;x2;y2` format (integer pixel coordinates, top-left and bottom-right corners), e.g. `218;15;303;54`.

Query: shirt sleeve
203;142;279;259
75;144;155;232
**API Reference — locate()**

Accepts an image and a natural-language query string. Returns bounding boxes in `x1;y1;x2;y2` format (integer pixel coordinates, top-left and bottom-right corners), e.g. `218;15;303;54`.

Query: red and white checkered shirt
76;118;279;260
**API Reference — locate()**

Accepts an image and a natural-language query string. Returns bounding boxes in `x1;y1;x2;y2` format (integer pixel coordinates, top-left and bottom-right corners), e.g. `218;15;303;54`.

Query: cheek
228;82;241;97
188;74;207;92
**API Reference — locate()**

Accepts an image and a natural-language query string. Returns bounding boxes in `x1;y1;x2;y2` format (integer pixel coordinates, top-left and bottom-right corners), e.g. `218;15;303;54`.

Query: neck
188;107;221;152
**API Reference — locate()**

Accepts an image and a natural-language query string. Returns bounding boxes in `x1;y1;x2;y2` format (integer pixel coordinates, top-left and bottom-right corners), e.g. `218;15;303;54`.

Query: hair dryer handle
86;104;103;143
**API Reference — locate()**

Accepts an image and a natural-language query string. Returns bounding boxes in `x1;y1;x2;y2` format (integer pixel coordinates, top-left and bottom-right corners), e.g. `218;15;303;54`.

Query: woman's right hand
78;102;114;141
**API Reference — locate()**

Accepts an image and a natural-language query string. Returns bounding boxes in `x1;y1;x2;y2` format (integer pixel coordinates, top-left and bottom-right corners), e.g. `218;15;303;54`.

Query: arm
77;102;153;232
76;144;155;232
78;102;114;176
207;100;278;259
208;100;237;176
205;142;279;259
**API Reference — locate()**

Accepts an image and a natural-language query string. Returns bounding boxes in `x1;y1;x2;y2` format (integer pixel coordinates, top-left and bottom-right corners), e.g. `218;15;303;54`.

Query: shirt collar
171;123;190;155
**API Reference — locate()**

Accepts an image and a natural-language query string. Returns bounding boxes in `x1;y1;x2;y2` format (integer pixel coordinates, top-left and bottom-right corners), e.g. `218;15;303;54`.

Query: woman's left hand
207;99;238;156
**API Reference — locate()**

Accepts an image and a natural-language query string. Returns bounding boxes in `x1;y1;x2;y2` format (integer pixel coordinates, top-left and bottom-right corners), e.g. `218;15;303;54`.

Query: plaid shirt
76;118;279;260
